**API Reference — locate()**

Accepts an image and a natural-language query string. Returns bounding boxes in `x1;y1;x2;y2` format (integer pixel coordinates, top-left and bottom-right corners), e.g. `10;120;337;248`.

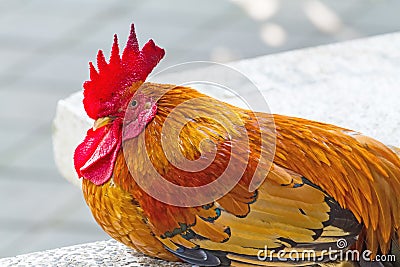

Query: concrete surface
1;0;400;259
0;239;189;266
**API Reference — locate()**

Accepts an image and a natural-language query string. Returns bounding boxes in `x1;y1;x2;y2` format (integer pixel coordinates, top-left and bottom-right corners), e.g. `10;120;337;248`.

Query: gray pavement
1;0;400;258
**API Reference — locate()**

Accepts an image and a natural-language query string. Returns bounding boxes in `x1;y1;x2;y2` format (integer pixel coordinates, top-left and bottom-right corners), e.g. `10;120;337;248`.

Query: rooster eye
131;100;138;108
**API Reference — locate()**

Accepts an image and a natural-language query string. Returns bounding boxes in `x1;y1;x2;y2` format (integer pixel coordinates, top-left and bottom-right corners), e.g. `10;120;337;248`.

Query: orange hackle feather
78;23;400;266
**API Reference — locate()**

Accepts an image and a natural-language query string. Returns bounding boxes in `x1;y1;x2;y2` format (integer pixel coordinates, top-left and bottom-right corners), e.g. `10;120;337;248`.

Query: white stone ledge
0;240;189;266
37;32;400;266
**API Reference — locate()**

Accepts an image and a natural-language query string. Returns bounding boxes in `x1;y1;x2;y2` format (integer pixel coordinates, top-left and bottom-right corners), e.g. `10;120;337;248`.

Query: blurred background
1;0;400;258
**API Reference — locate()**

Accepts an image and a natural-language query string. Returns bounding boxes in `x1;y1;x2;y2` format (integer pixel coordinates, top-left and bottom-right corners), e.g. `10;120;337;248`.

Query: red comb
83;23;165;119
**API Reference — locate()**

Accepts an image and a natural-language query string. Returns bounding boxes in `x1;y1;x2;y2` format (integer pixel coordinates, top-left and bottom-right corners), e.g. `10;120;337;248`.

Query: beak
93;117;112;131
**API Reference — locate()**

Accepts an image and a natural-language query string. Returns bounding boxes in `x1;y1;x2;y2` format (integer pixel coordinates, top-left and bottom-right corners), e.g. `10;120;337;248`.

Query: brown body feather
83;83;400;266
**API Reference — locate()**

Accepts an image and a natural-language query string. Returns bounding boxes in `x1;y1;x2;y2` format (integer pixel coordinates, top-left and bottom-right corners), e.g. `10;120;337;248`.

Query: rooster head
74;23;164;185
83;23;164;120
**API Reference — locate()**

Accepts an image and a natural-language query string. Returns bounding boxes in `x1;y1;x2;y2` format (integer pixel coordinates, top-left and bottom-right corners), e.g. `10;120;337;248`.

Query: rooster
74;23;400;266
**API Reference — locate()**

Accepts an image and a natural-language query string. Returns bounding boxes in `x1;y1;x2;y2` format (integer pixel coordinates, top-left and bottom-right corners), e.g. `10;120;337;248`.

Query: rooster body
75;24;400;266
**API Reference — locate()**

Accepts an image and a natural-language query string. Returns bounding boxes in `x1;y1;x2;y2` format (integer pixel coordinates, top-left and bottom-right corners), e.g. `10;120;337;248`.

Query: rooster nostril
144;102;151;109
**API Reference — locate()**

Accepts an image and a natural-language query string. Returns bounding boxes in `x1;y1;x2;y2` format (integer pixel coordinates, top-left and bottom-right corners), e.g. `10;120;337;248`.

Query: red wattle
74;120;122;185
